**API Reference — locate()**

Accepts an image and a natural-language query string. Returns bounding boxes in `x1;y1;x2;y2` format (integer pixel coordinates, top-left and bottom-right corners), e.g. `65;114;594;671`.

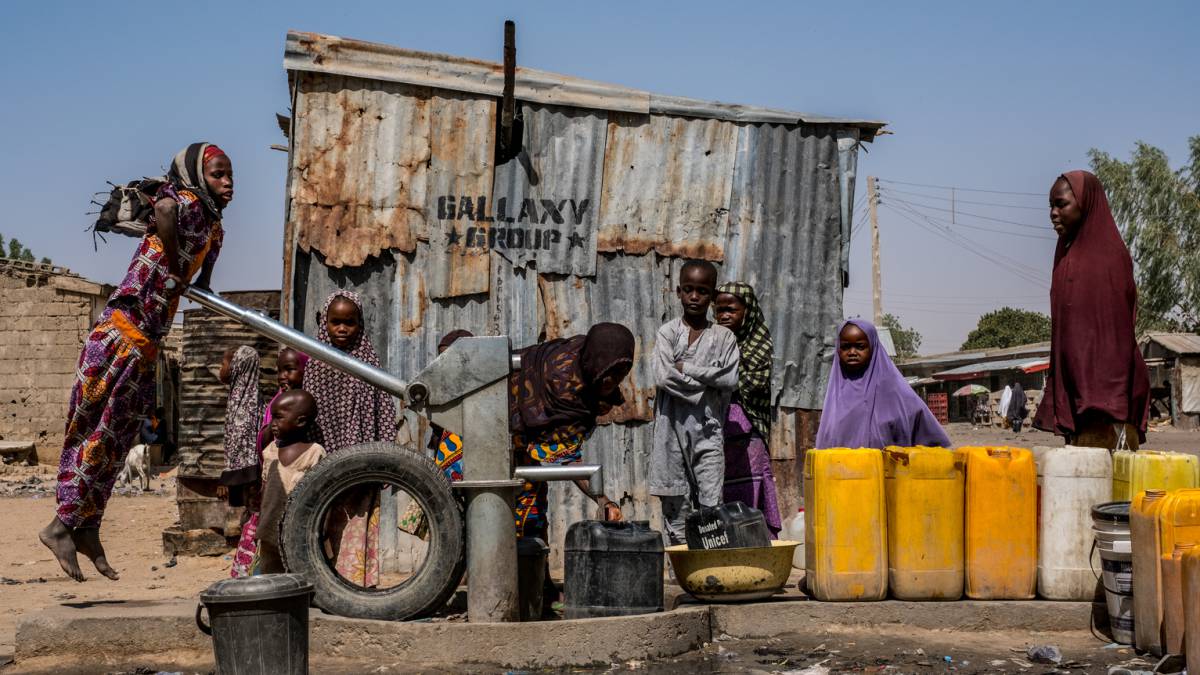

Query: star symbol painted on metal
446;228;462;247
566;232;587;249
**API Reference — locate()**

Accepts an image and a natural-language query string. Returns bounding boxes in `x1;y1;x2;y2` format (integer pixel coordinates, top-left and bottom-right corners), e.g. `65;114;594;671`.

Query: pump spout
184;286;409;401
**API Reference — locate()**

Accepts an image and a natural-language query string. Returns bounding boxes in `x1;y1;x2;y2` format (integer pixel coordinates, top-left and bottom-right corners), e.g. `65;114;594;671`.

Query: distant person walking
1008;381;1027;433
41;143;232;582
1033;171;1149;449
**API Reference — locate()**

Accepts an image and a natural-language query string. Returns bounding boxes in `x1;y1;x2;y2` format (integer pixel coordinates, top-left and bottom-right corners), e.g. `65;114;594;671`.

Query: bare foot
73;528;119;580
39;517;85;582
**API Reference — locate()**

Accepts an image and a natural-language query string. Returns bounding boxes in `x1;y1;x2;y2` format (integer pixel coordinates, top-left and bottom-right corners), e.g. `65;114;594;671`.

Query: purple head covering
815;319;950;449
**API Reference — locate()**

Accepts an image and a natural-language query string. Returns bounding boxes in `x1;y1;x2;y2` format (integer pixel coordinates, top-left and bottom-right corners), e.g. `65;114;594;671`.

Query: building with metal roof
278;30;886;567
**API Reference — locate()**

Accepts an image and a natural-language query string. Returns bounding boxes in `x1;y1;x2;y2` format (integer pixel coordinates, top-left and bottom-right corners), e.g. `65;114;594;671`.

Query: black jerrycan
564;520;664;619
684;501;771;550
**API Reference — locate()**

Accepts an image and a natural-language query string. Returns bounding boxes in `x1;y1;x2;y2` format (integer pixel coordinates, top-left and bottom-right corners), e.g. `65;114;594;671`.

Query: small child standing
255;389;325;574
650;260;741;544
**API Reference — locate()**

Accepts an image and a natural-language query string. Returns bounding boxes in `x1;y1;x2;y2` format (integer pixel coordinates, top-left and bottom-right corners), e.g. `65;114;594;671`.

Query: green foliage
1089;137;1200;332
961;307;1051;351
0;232;49;264
881;312;922;359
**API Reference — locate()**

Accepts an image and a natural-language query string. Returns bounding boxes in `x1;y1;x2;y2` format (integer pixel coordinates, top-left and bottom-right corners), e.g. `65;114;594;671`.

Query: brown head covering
510;323;635;435
1033;170;1150;440
438;329;474;352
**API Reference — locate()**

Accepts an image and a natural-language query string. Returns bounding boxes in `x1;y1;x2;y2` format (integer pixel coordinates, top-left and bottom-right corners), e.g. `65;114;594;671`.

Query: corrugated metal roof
898;341;1052;368
284;31;887;135
1143;333;1200;356
932;356;1050;380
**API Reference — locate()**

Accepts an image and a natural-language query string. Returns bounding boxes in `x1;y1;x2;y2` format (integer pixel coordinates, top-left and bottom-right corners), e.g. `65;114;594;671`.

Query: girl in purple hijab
816;319;950;449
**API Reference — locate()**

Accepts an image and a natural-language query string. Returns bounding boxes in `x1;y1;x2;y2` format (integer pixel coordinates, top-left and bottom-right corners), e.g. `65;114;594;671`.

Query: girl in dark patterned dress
41;143;232;581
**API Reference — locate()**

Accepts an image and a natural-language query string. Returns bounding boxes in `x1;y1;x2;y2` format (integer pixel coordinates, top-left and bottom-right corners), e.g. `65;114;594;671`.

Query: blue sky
1;1;1197;352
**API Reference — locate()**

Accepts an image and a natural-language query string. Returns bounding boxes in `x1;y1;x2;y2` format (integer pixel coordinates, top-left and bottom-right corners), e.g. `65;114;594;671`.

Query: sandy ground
2;423;1197;670
0;467;227;665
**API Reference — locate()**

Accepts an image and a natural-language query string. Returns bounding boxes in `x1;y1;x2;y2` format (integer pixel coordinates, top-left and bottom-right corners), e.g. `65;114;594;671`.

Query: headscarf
1032;171;1150;440
815;319;951;449
168;142;228;219
510;322;635;436
717;282;774;439
438;329;474;353
302;290;397;452
220;346;263;497
258;349;310;452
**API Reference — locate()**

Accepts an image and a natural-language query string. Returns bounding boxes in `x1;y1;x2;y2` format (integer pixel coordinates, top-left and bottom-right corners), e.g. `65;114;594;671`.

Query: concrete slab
12;595;1097;671
710;597;1095;637
15;599;711;670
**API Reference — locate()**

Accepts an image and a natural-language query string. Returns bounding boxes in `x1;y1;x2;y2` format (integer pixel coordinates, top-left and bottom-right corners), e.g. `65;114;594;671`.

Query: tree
7;237;33;262
0;232;49;264
1090;136;1200;332
881;313;922;359
961;307;1051;351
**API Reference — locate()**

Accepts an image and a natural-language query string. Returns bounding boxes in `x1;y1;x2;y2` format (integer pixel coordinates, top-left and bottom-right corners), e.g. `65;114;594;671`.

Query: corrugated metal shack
280;31;885;566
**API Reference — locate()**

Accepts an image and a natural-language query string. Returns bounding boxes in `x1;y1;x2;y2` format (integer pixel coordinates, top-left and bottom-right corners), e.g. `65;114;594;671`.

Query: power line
881;193;1054;233
844;292;1047;308
878;178;1046;197
883;197;1058;242
888;200;1050;281
878;186;1048;211
882;202;1049;288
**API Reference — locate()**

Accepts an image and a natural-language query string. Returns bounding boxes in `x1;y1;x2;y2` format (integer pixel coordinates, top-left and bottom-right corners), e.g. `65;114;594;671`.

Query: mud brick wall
0;269;111;464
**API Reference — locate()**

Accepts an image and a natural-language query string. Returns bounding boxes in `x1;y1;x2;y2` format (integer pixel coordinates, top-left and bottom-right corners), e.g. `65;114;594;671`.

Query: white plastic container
782;507;805;569
1034;445;1113;600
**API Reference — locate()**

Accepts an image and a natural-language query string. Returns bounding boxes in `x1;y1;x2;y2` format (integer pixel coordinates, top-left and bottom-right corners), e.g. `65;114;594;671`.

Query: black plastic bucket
197;573;313;674
517;536;549;621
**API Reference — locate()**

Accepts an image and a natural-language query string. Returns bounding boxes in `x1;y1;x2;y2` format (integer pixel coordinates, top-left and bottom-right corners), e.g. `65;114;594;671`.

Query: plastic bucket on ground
1092;501;1134;645
197;573;313;675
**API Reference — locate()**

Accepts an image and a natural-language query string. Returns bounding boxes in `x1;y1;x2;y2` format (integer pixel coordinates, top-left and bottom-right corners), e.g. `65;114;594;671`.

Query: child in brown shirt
255;389;325;574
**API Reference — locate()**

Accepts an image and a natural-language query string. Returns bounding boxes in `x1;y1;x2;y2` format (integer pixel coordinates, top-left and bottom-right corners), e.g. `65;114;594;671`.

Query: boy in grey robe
650;261;741;544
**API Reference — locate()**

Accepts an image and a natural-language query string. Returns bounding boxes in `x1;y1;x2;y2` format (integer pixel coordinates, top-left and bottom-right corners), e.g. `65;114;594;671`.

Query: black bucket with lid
197;573;313;674
564;520;664;619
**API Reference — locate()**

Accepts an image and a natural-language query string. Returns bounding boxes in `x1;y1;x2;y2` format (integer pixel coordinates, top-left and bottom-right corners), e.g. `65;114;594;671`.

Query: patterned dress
56;182;222;528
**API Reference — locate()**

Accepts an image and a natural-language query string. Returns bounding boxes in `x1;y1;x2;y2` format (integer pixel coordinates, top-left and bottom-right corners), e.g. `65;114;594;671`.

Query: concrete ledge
14;596;1095;670
15;600;711;670
710;598;1094;637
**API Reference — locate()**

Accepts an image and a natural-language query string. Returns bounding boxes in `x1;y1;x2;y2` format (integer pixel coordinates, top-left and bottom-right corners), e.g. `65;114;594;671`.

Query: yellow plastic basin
666;540;799;601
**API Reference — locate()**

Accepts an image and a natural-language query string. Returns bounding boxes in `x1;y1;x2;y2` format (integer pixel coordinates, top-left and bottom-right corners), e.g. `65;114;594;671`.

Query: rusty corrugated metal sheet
290;74;430;267
491;102;607;276
596;114;738;261
721;123;848;409
178;291;281;478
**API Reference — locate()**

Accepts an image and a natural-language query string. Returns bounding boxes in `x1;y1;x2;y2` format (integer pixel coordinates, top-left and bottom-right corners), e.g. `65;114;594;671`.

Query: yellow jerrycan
1112;449;1135;502
1158;488;1200;655
1182;546;1200;674
804;448;887;601
1132;452;1200;500
962;447;1037;599
1132;489;1169;656
884;447;963;600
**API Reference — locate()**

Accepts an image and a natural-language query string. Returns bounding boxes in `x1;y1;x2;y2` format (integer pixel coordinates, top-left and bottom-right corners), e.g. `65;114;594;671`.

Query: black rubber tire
279;442;465;621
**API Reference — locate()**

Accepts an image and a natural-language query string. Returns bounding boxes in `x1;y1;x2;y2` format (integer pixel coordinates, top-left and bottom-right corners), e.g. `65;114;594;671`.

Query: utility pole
868;176;883;326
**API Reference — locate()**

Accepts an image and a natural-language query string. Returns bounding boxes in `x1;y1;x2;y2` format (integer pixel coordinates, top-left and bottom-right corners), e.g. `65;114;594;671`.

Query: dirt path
0;468;227;663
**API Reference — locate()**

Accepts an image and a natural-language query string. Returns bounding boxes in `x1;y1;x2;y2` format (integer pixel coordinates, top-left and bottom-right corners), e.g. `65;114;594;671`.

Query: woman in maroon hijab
1033;170;1150;449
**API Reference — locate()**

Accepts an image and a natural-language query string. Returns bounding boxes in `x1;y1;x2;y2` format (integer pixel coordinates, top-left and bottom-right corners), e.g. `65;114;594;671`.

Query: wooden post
868;176;883;325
